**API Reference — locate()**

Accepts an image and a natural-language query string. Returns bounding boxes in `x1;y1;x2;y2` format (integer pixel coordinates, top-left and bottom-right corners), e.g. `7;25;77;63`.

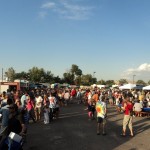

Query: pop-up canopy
119;83;136;90
143;85;150;90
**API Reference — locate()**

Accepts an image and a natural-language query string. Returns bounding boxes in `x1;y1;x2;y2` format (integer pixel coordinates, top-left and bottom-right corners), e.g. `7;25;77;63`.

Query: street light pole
93;72;96;78
133;75;136;84
93;72;96;84
2;68;3;82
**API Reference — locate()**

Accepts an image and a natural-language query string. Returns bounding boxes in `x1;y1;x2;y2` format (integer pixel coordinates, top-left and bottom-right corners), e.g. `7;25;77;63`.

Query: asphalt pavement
24;102;150;150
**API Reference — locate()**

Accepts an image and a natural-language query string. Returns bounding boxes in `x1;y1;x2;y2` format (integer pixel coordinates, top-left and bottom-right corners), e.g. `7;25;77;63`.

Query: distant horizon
0;66;149;83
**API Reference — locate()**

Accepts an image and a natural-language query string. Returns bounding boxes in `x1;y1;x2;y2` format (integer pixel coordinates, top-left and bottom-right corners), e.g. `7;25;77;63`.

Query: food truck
0;80;29;93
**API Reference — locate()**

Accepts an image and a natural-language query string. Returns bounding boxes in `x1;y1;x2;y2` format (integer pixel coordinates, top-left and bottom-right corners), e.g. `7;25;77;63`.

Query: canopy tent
112;85;119;88
119;83;136;90
143;85;150;90
133;85;145;90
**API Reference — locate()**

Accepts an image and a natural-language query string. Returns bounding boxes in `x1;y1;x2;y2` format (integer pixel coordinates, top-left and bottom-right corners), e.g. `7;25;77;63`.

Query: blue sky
0;0;150;82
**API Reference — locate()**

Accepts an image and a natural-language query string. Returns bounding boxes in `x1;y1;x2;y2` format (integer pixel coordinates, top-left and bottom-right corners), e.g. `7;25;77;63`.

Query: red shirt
124;103;133;115
71;89;76;96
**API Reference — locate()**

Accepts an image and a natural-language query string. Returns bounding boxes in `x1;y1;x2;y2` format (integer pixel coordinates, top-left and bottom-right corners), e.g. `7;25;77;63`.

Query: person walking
121;94;134;137
95;96;107;135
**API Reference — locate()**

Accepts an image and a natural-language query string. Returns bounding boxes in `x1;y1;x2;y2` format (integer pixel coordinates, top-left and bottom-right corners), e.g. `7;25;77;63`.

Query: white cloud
40;0;94;20
122;63;150;81
138;63;150;71
41;2;55;9
61;2;93;20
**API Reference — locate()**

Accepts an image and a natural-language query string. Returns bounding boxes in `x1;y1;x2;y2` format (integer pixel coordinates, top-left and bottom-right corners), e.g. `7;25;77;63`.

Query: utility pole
93;72;96;84
133;75;136;84
2;68;3;82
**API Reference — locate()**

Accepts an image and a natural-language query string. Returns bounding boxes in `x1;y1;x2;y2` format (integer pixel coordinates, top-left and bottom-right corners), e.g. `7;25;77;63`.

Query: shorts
35;107;41;114
97;117;103;123
97;117;106;124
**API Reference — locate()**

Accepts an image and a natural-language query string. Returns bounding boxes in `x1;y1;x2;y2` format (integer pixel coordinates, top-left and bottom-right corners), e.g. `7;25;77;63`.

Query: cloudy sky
0;0;150;82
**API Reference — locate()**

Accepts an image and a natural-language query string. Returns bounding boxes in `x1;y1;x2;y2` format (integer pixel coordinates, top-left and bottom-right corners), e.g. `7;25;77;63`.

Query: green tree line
4;65;150;86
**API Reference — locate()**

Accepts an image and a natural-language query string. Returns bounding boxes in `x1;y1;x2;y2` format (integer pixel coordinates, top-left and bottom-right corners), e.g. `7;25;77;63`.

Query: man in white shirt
133;100;143;116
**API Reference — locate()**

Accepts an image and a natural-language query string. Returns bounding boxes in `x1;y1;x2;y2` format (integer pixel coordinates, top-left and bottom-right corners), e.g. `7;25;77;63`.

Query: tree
28;67;45;83
136;80;146;86
15;71;28;80
147;80;150;85
105;80;115;87
53;76;62;84
81;74;93;85
74;76;82;85
63;72;74;84
63;64;83;85
92;78;97;84
70;64;82;84
5;67;16;82
118;79;128;85
97;79;106;85
71;64;79;75
43;71;54;83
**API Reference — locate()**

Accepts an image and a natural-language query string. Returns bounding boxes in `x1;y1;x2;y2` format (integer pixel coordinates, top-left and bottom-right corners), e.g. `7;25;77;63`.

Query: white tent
119;83;136;90
143;85;150;90
112;85;119;88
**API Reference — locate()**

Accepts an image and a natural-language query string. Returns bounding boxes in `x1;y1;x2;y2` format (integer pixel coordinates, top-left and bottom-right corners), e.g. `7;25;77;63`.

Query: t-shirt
123;103;133;115
134;102;143;111
92;94;99;102
35;96;43;108
48;96;56;108
96;101;106;118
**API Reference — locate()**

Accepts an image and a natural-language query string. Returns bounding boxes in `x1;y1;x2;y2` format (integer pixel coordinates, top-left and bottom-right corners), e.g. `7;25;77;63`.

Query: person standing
121;94;134;137
34;94;43;121
0;99;13;130
26;97;36;123
43;101;50;124
48;92;56;122
21;91;28;108
95;96;107;135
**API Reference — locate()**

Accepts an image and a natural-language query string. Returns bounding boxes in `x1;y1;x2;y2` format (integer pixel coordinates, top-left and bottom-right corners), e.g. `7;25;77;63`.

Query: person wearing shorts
96;96;107;135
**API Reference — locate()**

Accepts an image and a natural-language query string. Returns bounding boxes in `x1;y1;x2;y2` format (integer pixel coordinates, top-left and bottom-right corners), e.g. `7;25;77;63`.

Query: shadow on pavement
23;103;150;150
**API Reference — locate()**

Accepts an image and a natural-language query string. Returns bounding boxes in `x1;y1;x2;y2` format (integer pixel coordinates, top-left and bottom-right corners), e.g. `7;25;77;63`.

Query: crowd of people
0;86;150;149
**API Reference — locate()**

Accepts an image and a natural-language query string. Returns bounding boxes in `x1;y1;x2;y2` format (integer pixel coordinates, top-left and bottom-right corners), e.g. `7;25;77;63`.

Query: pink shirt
26;99;34;110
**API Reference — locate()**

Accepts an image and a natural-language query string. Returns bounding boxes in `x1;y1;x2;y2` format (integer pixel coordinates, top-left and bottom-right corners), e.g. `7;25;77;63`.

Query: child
43;101;50;124
88;101;95;120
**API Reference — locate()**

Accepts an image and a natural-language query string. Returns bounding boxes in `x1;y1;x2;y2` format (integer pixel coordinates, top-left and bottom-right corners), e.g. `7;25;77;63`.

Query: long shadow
24;103;150;150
